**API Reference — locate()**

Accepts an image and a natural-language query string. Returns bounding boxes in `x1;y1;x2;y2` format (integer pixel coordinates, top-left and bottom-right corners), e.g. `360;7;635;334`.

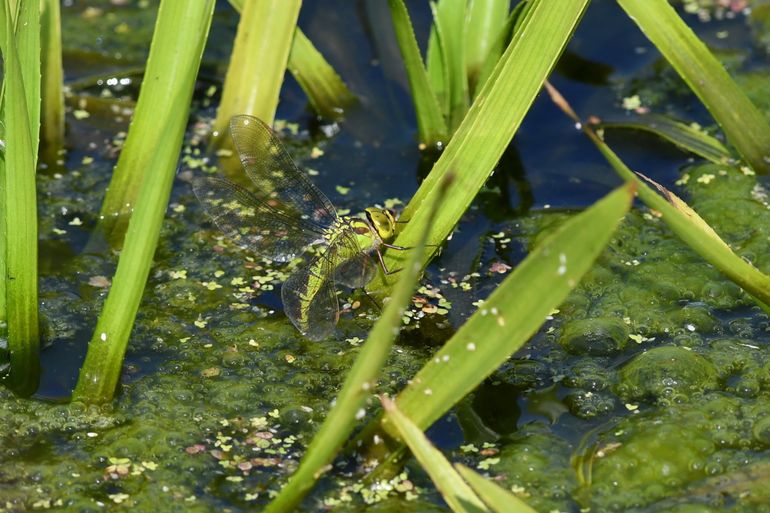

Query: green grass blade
455;464;538;513
546;83;770;312
465;0;510;96
431;0;469;131
387;0;448;145
368;0;589;294
0;0;40;395
598;113;732;165
73;0;216;404
40;0;64;151
97;0;216;243
286;28;356;120
387;183;634;435
264;177;450;513
382;397;489;513
212;0;301;145
617;0;770;175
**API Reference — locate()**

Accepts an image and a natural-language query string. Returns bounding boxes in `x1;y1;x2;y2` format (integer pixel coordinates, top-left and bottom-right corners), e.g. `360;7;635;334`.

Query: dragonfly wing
230;115;338;229
193;176;324;262
281;252;339;341
332;231;378;289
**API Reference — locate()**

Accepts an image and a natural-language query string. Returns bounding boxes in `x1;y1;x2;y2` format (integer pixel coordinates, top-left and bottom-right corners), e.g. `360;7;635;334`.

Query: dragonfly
193;115;405;341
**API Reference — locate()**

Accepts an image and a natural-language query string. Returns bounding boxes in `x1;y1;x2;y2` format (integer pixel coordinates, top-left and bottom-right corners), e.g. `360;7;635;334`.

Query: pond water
4;0;770;511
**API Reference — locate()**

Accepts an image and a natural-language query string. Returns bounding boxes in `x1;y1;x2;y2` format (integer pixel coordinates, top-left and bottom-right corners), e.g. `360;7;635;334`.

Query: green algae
492;426;579;513
617;346;719;402
575;394;770;511
559;317;630;355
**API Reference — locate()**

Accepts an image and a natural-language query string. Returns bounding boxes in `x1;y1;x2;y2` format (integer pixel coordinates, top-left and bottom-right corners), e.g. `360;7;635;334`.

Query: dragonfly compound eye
365;208;397;242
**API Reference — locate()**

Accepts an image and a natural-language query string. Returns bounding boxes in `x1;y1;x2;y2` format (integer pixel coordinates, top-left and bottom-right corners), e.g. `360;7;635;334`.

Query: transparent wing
193;176;324;262
281;251;339;341
332;230;378;289
230;115;338;229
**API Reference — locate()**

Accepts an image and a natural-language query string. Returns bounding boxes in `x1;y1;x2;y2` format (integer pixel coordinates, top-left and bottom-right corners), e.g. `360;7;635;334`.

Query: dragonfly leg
383;242;440;250
362;288;382;312
375;248;402;275
382;242;411;251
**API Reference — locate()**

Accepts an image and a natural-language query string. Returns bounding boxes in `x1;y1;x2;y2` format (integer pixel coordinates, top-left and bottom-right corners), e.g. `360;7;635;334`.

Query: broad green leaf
387;0;448;145
0;0;40;395
74;0;216;404
618;0;770;174
455;464;538;513
386;183;634;435
598;113;732;165
262;177;450;513
465;0;510;96
382;397;489;513
369;0;590;294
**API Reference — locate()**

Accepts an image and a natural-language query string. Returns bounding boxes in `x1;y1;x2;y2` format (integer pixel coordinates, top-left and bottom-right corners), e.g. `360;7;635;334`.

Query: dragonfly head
364;207;397;243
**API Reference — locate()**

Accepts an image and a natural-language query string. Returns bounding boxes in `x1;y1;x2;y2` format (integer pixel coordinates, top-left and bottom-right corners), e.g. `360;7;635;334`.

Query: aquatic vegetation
1;0;42;395
73;0;216;405
3;0;770;512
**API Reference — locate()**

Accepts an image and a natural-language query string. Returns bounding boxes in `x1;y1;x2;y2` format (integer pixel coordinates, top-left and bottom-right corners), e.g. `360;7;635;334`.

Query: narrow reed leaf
212;0;301;145
264;177;451;513
369;0;589;294
73;0;216;404
12;0;40;158
474;0;528;99
97;0;216;242
546;82;770;312
598;114;732;165
228;0;354;121
385;183;634;435
465;0;509;97
382;397;489;513
40;0;64;150
0;0;40;395
286;28;356;120
426;22;446;116
387;0;448;145
455;464;537;513
0;3;6;333
618;0;770;174
431;0;469;131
